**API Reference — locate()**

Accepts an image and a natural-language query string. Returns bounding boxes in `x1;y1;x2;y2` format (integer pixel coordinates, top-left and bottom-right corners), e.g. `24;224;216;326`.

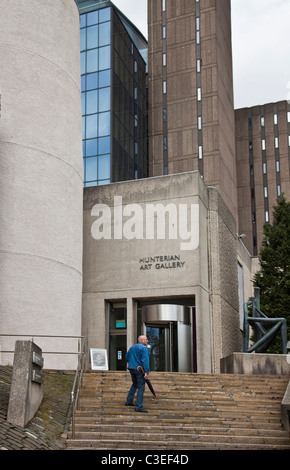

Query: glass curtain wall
81;7;111;186
80;3;147;187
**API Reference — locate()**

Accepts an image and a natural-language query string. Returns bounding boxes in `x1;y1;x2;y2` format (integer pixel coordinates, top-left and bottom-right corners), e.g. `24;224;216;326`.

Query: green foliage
253;194;290;353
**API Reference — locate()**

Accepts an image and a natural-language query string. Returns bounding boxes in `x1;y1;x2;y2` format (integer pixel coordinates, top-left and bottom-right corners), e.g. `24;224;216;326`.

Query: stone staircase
65;371;290;450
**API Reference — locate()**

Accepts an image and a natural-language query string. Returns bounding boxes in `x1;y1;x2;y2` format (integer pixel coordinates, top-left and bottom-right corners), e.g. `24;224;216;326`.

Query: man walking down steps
125;336;150;413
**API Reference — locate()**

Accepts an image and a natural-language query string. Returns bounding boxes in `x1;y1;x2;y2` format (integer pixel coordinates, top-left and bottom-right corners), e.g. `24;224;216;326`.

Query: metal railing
0;334;84;355
70;337;87;438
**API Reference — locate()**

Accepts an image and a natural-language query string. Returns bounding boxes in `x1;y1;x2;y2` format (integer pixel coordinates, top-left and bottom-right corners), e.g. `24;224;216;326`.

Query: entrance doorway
141;304;194;372
109;302;127;370
109;334;127;370
146;323;178;372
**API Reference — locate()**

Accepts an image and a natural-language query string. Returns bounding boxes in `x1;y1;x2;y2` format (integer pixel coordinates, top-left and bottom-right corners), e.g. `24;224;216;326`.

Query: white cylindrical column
0;0;83;369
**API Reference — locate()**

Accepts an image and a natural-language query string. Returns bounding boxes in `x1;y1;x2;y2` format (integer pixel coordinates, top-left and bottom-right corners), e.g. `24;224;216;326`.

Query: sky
111;0;290;110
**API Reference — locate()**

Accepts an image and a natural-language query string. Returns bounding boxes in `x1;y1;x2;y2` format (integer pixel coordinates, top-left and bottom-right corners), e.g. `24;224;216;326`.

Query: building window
198;116;202;130
198;145;203;159
163;136;167;150
275;137;279;148
197;59;201;73
262;139;266;151
196;17;200;44
277;185;281;197
163;108;167;122
260;116;265;127
263;162;267;174
163;53;166;66
162;26;166;39
99;87;111;112
264;186;268;198
99;46;111;70
163;81;167;94
85;156;98;182
162;0;166;12
265;211;269;223
287;111;290;123
276;160;280;172
196;31;200;44
197;87;201;101
87;10;99;26
98;154;110;180
109;302;127;329
98;111;110;136
274;113;278;125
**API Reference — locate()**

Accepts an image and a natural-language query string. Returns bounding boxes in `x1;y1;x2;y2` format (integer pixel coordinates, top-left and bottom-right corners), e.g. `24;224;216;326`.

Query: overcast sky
111;0;290;110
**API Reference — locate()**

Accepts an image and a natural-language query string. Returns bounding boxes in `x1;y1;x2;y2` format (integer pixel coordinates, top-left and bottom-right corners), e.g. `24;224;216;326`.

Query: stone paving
0;365;74;450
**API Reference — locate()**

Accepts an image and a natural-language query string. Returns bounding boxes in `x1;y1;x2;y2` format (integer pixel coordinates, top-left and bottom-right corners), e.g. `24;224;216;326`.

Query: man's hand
144;372;149;380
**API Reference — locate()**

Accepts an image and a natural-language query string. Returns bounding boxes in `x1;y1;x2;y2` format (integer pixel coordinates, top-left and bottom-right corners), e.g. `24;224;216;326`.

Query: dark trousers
126;369;145;410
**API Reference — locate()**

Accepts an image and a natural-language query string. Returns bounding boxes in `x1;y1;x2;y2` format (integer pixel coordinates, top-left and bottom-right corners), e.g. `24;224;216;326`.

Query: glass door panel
146;325;168;371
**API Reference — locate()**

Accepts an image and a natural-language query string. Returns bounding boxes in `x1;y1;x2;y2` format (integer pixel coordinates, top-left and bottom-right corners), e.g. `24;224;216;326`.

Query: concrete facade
235;100;290;255
83;172;241;373
148;0;237;223
0;0;83;369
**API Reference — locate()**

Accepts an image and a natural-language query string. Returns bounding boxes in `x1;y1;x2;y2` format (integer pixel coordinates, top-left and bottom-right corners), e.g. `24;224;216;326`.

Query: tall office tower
235;101;290;256
148;0;237;221
77;0;148;186
0;0;83;368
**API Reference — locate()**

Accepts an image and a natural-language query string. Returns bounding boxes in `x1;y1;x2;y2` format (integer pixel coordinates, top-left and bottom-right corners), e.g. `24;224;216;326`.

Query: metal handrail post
71;337;87;439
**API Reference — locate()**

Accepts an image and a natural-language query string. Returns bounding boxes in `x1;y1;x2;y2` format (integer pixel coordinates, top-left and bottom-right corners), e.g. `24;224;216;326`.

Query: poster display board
90;348;108;370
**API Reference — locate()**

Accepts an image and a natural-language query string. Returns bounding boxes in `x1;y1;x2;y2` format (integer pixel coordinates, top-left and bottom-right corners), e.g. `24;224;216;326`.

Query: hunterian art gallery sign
139;254;186;270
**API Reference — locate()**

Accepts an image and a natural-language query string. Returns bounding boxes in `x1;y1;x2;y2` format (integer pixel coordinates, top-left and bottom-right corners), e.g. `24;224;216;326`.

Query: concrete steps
65;371;290;450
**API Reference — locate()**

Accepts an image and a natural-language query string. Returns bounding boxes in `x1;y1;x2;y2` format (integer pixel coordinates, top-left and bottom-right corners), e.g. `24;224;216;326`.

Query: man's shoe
135;408;148;413
125;402;134;406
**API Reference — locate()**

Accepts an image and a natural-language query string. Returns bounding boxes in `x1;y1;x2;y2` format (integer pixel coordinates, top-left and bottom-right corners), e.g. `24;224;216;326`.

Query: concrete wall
83;172;241;373
0;0;83;369
235;101;290;256
221;352;290;376
208;188;241;371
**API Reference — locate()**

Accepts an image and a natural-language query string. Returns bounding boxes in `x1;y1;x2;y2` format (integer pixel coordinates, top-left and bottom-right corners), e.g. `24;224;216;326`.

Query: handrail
0;334;85;355
70;337;87;439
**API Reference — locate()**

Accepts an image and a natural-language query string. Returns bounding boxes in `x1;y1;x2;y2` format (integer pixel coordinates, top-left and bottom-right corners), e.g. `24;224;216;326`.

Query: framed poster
90;348;108;370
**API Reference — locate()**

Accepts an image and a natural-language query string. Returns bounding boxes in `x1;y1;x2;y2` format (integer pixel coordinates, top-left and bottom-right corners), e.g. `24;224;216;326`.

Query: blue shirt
125;343;150;374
